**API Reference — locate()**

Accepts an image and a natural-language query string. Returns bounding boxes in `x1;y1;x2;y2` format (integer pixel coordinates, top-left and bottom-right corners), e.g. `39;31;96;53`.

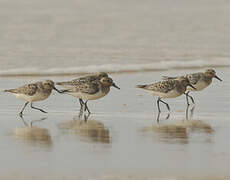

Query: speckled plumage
138;79;178;94
137;77;195;113
162;69;221;91
57;76;120;115
162;69;222;105
58;77;115;100
5;80;62;116
5;80;55;101
56;72;108;87
137;77;191;98
6;83;38;96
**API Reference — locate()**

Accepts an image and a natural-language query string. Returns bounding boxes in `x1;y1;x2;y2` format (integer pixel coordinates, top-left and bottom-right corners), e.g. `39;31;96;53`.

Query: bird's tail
56;81;69;86
4;89;18;93
162;76;177;80
136;85;147;89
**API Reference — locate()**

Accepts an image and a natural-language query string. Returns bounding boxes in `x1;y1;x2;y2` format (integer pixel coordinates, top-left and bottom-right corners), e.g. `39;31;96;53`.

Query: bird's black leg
84;101;91;115
79;99;84;109
78;99;85;118
30;103;47;113
157;97;161;113
186;104;189;120
188;94;195;104
19;102;29;117
157;111;161;123
159;99;170;112
184;92;190;106
185;91;195;104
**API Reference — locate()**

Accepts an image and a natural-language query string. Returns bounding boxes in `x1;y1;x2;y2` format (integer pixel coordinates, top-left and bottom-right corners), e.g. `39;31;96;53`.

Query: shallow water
0;68;228;179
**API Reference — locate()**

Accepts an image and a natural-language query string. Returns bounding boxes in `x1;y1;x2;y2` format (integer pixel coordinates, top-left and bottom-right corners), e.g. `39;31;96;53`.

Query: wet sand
0;67;229;179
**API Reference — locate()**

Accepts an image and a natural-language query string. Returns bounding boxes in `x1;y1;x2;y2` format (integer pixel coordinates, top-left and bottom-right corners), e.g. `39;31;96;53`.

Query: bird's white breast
147;89;182;99
15;92;50;102
187;80;211;91
68;89;109;100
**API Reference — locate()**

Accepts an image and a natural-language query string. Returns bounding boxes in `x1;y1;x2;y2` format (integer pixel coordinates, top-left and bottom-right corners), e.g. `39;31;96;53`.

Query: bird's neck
101;85;110;94
176;82;186;94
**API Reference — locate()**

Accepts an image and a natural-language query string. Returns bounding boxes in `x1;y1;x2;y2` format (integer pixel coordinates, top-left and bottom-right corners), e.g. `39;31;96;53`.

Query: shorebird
5;80;64;116
162;69;222;105
57;76;120;114
56;72;110;112
136;77;196;113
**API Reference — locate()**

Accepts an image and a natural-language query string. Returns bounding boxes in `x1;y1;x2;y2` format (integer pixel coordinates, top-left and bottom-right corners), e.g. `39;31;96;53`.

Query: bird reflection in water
13;116;52;146
142;123;188;144
156;111;170;123
144;112;188;144
182;104;214;134
143;104;214;144
58;115;110;144
186;104;195;120
78;107;91;122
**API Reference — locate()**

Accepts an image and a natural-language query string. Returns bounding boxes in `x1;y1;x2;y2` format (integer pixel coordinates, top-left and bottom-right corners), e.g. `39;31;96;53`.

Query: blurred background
0;0;229;76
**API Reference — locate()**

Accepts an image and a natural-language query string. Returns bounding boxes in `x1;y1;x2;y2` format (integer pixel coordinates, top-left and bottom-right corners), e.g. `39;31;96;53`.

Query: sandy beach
0;67;228;179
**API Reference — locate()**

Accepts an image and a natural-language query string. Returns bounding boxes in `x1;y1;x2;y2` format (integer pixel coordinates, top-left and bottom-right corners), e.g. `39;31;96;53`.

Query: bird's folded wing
5;83;38;96
145;80;176;93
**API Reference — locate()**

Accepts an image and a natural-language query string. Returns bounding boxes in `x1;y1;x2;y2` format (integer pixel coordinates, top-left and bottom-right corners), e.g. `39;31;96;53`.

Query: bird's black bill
112;83;120;89
214;75;222;81
53;86;69;93
188;84;196;90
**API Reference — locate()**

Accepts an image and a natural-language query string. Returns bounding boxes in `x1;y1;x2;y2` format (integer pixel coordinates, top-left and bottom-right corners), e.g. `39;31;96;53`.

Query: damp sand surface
0;68;229;179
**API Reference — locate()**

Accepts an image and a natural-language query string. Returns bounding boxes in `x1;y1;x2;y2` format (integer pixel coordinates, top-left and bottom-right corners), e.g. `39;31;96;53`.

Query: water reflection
175;119;214;134
156;112;170;123
142;104;215;144
13;117;52;146
78;109;91;122
58;116;110;143
183;105;214;133
142;123;188;144
186;104;195;120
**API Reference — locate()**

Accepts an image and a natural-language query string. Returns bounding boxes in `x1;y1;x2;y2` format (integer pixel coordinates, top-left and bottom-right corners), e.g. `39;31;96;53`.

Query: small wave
0;59;229;76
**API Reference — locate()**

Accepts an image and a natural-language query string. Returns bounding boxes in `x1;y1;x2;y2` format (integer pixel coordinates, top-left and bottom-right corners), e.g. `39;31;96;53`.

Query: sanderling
57;76;120;114
136;77;196;113
56;72;108;110
162;69;222;105
5;80;64;116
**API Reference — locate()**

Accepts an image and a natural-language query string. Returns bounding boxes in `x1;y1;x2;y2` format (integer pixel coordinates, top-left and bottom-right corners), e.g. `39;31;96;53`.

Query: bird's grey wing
5;83;38;96
56;75;98;86
65;82;100;95
79;82;100;94
186;73;202;85
20;83;38;96
56;80;75;86
162;76;178;80
145;80;176;93
162;75;184;80
71;75;98;84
